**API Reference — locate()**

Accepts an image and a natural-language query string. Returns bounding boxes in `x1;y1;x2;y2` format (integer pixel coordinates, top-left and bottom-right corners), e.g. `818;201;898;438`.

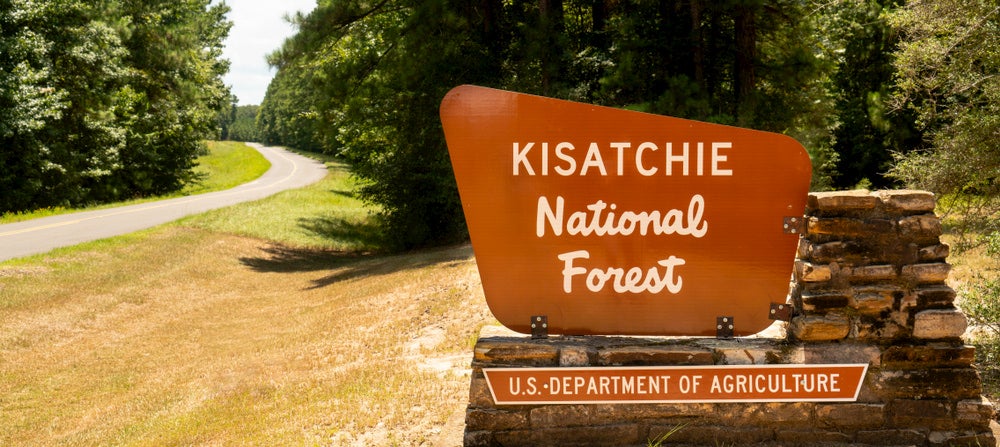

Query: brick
889;399;954;430
466;408;529;431
597;345;713;366
918;244;950;262
807;217;895;238
802;342;881;366
558;346;592;366
881;344;976;368
897;213;943;243
808;190;877;214
802;240;866;263
874;369;982;401
855;318;906;341
855;429;928;445
816;403;885;429
800;291;851;312
716;346;773;365
795;260;832;282
849;287;897;315
474;338;559;366
529;403;710;428
659;425;774;445
913;309;967;339
848;265;897;283
495;425;641;447
928;430;997;447
901;263;951;284
790;314;851;341
776;429;851;444
956;397;996;430
876;190;936;213
468;373;497;408
916;285;957;307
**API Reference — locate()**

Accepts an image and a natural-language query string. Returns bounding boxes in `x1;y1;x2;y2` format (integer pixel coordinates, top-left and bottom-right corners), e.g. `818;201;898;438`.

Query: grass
0;141;270;224
178;163;382;251
0;148;492;446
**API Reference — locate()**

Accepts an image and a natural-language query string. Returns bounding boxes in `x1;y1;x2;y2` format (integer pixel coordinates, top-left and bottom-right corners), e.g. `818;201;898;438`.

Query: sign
441;85;812;336
483;364;869;404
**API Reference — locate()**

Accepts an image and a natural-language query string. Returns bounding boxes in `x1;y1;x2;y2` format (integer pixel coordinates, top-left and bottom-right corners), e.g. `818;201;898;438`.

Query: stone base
465;326;996;447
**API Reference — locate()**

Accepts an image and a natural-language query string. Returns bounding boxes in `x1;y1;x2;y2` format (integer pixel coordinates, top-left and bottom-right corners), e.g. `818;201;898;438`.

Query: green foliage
820;0;921;189
261;0;834;249
647;423;687;447
0;0;232;213
221;105;262;142
960;273;1000;397
887;0;1000;237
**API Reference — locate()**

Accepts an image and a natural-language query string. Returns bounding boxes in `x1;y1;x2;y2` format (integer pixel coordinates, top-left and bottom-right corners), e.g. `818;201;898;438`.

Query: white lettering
559;250;685;294
513;142;534;175
554;142;576;175
536;195;708;238
511;141;734;176
580;142;607;176
712;142;733;176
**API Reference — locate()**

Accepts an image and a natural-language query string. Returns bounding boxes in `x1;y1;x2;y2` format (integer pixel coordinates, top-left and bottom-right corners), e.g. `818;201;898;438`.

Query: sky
220;0;317;105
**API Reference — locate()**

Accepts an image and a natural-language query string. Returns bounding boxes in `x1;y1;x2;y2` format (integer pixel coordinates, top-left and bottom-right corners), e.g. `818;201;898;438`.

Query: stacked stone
788;190;994;445
790;189;965;342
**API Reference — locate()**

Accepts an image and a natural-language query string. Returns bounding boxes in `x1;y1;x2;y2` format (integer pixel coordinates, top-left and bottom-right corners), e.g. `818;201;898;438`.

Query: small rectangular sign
483;364;868;405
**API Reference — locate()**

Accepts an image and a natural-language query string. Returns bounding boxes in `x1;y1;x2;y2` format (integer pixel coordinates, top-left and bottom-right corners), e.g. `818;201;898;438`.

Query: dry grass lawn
0;228;492;446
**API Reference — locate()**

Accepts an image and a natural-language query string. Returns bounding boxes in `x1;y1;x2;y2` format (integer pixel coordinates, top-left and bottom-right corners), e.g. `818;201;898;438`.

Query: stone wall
464;190;996;446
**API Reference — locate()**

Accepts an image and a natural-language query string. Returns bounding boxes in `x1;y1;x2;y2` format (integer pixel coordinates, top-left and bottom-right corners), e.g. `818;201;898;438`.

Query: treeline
0;0;231;213
262;0;996;249
220;105;261;143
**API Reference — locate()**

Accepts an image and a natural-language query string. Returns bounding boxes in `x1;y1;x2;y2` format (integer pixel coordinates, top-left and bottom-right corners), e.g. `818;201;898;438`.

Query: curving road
0;143;329;262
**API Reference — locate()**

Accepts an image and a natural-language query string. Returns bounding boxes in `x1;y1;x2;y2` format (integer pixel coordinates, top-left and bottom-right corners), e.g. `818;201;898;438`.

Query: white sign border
482;363;870;405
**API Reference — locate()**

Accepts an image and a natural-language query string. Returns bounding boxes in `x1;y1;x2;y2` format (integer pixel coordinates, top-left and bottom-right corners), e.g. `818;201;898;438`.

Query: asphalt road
0;143;329;262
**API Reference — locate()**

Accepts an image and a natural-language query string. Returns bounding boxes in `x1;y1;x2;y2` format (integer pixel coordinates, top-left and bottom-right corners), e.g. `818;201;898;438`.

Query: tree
814;0;922;189
887;0;1000;235
0;0;232;213
0;0;129;210
261;0;831;249
224;105;262;142
114;0;233;196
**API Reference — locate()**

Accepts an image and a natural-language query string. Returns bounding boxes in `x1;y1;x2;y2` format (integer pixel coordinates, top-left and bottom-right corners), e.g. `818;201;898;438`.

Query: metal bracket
783;216;805;235
769;303;792;321
716;316;734;339
530;315;548;339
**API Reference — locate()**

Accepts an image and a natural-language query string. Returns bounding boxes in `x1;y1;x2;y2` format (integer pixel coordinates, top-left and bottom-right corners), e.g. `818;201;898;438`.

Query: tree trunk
591;0;608;49
539;0;564;95
690;0;705;89
734;3;757;125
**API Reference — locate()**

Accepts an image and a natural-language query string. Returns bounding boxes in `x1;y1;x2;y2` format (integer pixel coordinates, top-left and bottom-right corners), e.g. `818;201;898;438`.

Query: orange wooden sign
441;85;812;336
483;364;869;404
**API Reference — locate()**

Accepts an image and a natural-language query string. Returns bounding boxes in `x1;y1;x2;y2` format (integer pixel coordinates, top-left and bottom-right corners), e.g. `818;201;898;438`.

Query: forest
0;0;232;213
258;0;999;249
2;0;998;251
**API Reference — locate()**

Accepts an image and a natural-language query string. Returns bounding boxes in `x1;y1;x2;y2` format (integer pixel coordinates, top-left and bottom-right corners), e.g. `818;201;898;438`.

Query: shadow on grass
239;215;474;290
298;215;386;251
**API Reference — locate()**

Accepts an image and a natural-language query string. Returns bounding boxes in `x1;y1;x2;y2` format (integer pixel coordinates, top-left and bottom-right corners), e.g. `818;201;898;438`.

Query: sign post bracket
769;303;793;321
530;315;548;339
783;216;806;234
716;316;734;339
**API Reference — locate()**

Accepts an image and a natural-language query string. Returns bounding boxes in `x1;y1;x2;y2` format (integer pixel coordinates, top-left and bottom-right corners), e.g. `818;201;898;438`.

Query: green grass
185;140;272;194
178;162;382;251
0;141;270;224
